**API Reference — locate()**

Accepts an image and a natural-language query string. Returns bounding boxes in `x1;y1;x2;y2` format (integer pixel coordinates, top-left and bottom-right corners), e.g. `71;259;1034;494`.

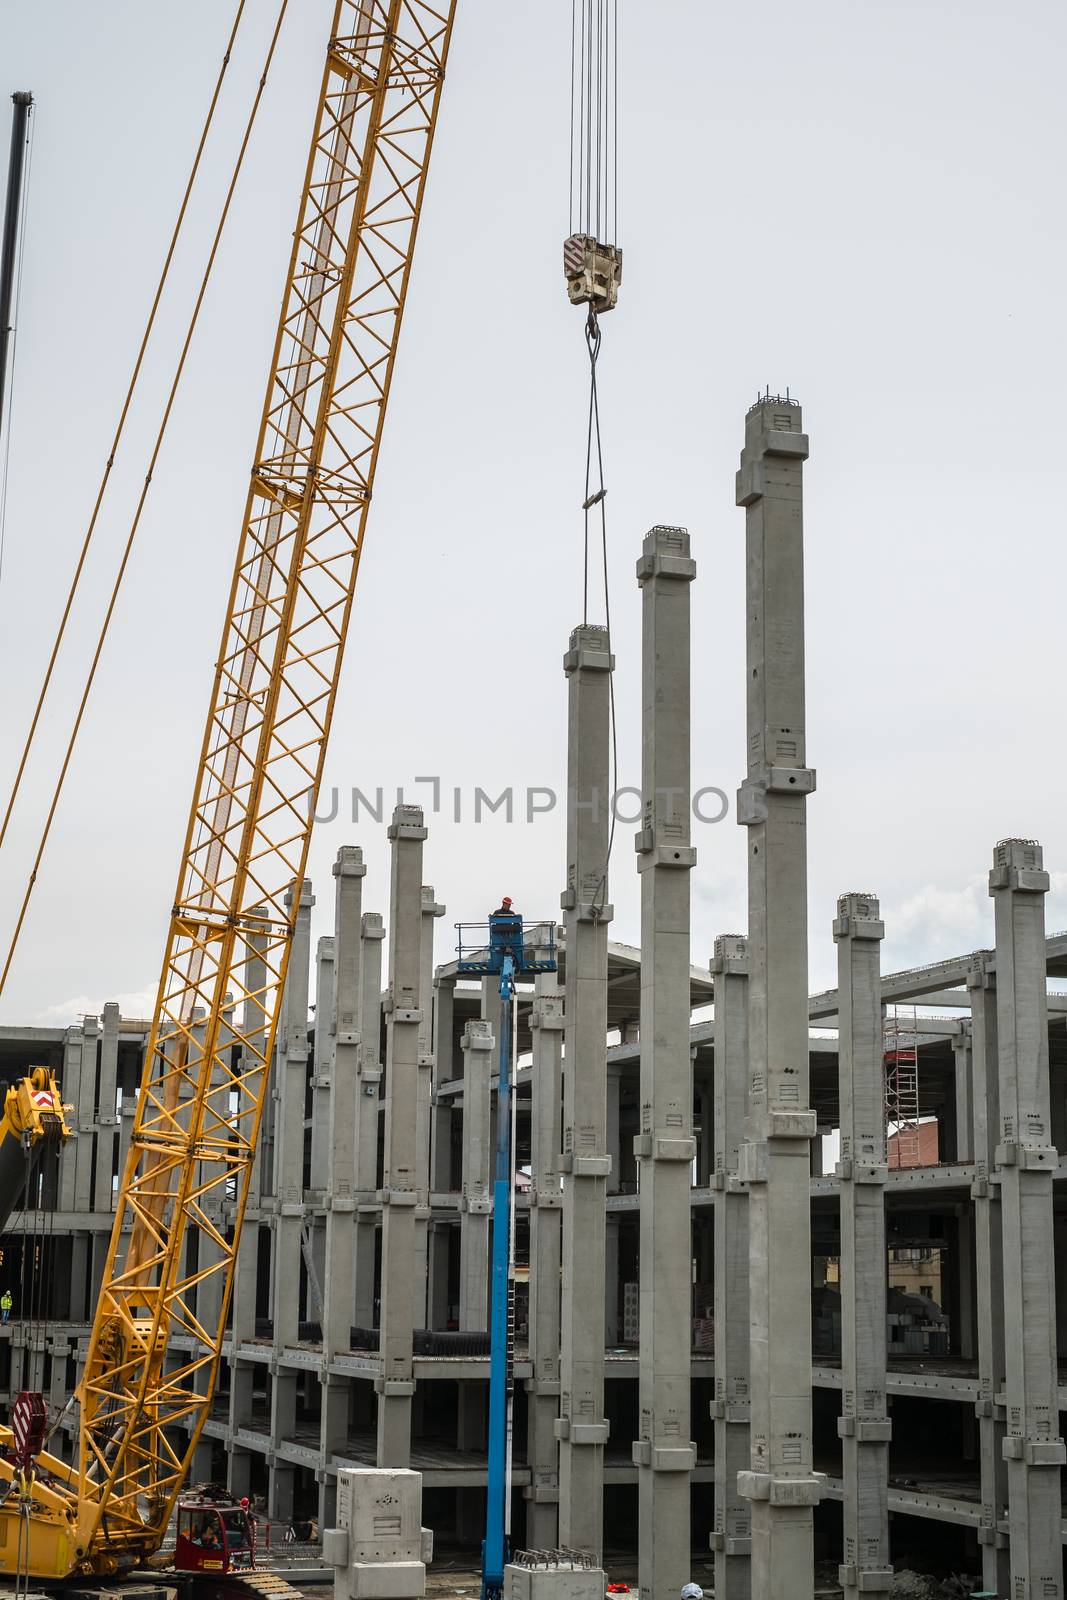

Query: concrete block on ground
330;1468;428;1600
504;1561;607;1600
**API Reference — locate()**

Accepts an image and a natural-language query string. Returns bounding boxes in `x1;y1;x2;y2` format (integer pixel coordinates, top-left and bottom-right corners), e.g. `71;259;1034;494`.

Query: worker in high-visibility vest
0;1291;12;1324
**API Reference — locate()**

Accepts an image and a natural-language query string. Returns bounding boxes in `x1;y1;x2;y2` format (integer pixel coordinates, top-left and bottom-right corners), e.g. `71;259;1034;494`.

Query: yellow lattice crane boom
0;0;456;1578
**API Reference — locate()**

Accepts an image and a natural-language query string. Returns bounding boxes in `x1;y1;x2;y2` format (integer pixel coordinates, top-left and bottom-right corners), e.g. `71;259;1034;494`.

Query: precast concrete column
833;895;891;1600
710;934;751;1600
458;1018;494;1330
413;886;445;1328
376;804;427;1468
557;622;613;1561
952;1026;974;1163
428;974;457;1329
526;974;564;1544
735;395;820;1590
966;950;1010;1593
632;525;697;1600
58;1026;82;1214
605;1062;622;1344
311;936;336;1193
354;912;385;1331
74;1015;99;1210
321;848;366;1517
229;909;268;1499
988;838;1064;1600
93;1003;120;1212
269;877;314;1522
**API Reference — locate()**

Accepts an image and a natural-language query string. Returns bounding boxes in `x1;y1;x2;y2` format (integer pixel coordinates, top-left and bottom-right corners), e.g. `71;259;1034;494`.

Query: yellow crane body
0;0;456;1578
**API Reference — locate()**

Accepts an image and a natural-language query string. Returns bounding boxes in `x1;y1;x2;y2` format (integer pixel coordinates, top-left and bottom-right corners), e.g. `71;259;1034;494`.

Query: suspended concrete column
557;622;613;1562
414;886;445;1328
710;933;751;1600
988;838;1065;1600
965;949;1010;1593
833;895;892;1600
632;525;697;1600
320;846;366;1524
228;907;269;1501
354;911;385;1332
525;972;565;1545
376;804;428;1468
268;877;314;1522
735;394;820;1595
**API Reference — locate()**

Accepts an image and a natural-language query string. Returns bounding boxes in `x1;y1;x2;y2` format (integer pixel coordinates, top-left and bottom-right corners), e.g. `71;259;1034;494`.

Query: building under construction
0;5;1062;1600
0;398;1063;1600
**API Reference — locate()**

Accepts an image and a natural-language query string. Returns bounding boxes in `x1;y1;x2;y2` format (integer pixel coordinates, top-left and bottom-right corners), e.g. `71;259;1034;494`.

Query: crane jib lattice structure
0;1;457;1578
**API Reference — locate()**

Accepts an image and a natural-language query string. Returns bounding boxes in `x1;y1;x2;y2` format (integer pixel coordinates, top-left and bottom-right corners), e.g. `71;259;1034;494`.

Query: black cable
580;307;618;916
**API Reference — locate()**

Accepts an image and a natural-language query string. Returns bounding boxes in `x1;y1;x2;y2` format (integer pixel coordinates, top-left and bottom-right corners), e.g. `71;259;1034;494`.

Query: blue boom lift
456;905;558;1600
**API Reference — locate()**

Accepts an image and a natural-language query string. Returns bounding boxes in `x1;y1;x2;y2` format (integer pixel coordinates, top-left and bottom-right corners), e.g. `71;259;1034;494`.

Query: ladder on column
884;1006;921;1168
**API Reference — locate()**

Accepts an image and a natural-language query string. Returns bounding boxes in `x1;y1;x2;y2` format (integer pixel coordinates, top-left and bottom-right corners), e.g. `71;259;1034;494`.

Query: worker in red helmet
493;895;518;917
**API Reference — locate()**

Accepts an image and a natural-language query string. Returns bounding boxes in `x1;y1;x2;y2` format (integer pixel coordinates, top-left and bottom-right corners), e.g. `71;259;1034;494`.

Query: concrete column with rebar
711;933;751;1600
376;805;427;1468
988;838;1064;1600
833;894;891;1600
735;395;820;1594
632;525;697;1600
557;622;613;1561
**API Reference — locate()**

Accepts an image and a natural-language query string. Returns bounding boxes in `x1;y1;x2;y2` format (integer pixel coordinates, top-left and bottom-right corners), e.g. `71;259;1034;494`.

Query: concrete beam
633;525;697;1600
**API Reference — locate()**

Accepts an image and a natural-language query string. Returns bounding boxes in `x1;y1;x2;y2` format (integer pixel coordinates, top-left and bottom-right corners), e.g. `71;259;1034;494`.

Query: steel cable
0;0;248;858
0;0;291;1000
0;100;35;596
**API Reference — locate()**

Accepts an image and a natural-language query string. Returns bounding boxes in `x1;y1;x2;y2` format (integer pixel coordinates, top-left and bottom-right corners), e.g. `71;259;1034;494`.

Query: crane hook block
563;233;622;314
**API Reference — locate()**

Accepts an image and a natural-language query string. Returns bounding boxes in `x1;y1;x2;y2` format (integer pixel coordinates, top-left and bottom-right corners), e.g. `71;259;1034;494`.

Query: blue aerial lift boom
456;906;557;1600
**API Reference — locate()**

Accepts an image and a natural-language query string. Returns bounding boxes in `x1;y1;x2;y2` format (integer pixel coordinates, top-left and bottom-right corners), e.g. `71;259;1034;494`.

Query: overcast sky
1;0;1065;1026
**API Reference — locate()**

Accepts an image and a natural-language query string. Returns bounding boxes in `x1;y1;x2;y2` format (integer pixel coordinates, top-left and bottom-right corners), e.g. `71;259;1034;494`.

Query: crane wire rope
0;0;249;858
0;0;290;1001
571;0;618;918
0;100;35;597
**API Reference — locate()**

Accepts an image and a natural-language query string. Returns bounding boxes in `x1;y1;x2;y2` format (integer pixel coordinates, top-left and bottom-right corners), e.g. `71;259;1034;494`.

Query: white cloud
33;985;157;1028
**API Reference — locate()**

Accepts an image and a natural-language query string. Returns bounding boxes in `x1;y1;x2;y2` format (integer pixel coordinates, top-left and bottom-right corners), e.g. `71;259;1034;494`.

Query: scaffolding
884;1005;921;1168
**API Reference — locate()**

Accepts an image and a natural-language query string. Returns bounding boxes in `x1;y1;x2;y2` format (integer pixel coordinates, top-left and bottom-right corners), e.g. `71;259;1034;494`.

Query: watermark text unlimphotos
308;777;730;826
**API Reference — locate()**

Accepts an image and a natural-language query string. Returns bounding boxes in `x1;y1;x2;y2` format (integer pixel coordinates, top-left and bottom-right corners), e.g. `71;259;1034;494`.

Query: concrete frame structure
3;404;1066;1598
